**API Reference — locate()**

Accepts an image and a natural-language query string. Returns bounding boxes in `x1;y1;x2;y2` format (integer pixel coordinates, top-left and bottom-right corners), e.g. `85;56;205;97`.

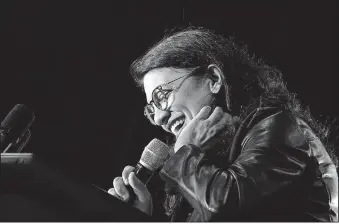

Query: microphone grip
127;163;154;203
134;163;154;185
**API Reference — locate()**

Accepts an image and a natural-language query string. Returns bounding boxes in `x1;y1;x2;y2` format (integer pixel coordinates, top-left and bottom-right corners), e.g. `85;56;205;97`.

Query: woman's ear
207;64;224;94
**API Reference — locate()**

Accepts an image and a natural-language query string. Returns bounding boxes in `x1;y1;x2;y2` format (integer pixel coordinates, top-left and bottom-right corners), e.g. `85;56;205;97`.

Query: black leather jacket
159;107;338;222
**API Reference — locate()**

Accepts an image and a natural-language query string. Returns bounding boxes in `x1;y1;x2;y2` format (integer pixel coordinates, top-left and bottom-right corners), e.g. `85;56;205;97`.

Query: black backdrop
1;1;338;189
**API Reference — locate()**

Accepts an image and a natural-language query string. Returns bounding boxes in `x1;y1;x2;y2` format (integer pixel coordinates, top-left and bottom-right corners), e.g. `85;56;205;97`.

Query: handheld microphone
133;138;170;185
126;138;170;203
1;104;35;152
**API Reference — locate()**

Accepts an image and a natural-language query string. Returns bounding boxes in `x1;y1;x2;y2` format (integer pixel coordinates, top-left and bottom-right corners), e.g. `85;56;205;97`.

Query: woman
108;27;338;222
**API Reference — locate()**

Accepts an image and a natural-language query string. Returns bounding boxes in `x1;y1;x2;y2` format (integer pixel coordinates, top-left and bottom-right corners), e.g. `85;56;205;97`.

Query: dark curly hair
130;27;338;220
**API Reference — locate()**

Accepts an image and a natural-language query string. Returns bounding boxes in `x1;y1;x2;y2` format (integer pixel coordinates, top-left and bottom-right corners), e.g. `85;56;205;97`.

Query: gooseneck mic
1;104;35;152
126;139;170;203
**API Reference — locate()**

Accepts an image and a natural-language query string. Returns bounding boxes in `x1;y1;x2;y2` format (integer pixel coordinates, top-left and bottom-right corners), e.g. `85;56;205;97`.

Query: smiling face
143;67;215;138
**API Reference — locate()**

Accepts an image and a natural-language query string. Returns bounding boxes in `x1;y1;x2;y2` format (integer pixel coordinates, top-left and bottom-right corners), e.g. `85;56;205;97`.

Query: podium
0;153;152;221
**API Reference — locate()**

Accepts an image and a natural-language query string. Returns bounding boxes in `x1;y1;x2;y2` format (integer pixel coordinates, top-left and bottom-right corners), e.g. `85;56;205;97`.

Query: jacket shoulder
241;109;309;151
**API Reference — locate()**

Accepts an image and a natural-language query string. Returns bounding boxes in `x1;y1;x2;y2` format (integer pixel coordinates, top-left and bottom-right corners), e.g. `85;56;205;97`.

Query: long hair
130;27;338;220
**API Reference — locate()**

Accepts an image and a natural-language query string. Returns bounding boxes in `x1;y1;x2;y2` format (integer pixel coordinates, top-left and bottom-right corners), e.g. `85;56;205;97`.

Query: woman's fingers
128;172;149;203
210;112;232;135
122;165;135;185
206;106;224;125
194;106;212;120
108;188;118;197
108;166;153;216
113;177;129;202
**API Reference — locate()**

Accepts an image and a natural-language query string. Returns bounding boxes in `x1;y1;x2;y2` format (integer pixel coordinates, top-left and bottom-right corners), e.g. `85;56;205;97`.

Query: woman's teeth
171;118;185;134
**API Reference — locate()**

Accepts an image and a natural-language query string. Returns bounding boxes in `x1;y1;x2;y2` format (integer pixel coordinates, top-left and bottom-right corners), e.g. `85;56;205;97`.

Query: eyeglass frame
144;66;206;125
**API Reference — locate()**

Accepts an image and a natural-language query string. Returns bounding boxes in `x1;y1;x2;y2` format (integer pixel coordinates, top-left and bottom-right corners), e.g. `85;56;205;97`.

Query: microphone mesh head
139;139;170;172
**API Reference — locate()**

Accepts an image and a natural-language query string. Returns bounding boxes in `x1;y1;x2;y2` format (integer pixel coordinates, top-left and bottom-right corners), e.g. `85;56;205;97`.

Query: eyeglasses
144;66;205;125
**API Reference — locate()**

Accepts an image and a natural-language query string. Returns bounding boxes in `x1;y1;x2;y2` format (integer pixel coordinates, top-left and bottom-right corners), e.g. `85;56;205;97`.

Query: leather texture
159;107;338;222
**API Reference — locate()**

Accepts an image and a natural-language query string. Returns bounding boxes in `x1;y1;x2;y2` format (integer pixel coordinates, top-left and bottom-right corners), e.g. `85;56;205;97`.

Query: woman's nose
153;107;170;126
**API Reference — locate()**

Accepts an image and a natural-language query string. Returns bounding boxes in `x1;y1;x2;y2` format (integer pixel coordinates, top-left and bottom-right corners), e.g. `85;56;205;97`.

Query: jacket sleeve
159;111;314;221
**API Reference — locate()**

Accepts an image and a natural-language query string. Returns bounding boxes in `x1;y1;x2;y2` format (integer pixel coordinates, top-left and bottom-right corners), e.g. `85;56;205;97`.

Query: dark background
1;0;338;189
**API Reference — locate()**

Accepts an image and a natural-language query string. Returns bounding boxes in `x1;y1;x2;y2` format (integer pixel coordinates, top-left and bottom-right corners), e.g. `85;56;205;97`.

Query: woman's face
143;67;214;138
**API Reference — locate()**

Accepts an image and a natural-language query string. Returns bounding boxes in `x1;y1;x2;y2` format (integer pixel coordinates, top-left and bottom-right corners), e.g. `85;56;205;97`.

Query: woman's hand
174;106;232;153
108;165;153;216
